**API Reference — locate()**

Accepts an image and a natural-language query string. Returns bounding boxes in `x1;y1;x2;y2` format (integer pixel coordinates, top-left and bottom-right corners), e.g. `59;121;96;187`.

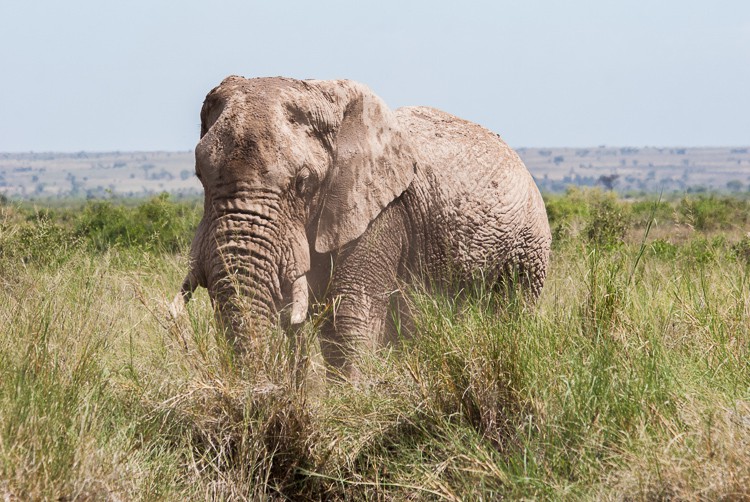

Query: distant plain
2;146;749;200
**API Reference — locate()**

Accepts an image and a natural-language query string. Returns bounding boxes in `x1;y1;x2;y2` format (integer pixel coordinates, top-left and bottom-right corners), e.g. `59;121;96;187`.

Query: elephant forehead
198;107;289;176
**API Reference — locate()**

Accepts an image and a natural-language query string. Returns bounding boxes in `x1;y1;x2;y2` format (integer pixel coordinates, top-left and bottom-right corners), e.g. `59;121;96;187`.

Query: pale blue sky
1;0;748;151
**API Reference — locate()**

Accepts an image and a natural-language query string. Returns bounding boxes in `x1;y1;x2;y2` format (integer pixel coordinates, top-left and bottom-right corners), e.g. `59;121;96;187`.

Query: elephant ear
313;81;415;254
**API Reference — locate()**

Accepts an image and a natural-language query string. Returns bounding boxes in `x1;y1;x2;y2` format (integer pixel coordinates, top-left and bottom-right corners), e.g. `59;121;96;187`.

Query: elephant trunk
205;195;310;339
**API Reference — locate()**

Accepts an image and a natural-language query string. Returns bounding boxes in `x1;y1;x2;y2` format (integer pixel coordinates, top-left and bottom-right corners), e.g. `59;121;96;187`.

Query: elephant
173;75;551;378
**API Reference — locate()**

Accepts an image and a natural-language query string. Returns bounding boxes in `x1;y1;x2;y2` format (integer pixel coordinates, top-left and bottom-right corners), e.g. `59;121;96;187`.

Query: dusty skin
173;76;551;379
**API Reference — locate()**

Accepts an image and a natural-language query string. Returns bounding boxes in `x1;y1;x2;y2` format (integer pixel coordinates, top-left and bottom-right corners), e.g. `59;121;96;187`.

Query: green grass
1;190;749;499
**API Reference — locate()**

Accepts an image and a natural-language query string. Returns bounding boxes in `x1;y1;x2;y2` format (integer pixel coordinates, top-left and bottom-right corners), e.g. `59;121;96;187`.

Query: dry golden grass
1;191;749;499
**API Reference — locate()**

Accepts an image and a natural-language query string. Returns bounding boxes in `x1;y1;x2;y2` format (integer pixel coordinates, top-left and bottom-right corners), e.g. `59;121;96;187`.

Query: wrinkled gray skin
175;76;551;378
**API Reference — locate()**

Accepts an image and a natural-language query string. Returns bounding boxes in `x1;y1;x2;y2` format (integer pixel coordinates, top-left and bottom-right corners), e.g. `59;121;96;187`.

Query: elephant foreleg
320;203;409;381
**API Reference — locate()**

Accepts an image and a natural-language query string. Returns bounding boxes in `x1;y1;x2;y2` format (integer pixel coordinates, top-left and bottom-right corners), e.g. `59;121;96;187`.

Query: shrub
678;195;748;231
544;186;591;228
585;194;630;248
681;236;722;264
131;193;198;252
546;188;634;247
75;200;130;250
630;199;673;228
75;193;200;252
0;211;79;266
649;239;678;260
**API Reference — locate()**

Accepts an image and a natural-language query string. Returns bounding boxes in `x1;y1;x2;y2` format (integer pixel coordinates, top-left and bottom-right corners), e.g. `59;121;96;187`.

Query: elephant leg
504;228;550;304
320;203;409;381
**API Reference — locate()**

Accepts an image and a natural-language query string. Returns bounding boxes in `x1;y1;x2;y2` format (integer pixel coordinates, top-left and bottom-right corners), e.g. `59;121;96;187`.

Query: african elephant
174;76;551;378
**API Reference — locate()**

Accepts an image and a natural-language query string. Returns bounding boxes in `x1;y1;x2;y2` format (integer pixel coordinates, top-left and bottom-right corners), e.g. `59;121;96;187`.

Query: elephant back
395;106;551;296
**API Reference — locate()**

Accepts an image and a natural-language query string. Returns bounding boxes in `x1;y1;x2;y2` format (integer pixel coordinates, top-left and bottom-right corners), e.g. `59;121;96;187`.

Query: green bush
680;236;728;264
585;194;630;248
0;212;79;267
678;195;748;231
545;188;634;248
75;193;200;252
649;239;678;260
75;201;130;250
0;194;201;270
544;186;591;229
630;199;673;228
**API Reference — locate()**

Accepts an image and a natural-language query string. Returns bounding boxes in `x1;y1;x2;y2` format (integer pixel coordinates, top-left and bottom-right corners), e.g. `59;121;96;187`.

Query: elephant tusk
169;272;198;319
290;274;309;326
169;292;186;319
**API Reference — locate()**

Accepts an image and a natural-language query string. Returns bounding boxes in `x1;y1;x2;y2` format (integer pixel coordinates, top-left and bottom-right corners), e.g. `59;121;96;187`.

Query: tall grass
0;190;749;499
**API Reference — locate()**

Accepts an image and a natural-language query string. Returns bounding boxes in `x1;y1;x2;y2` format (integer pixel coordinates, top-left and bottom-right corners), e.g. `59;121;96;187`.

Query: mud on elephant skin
173;75;551;379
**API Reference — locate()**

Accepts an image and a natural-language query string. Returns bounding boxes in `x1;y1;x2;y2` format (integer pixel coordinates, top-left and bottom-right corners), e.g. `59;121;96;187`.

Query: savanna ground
1;189;749;500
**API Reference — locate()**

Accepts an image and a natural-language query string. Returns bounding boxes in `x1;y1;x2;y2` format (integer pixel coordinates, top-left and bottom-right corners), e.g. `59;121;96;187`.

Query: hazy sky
1;1;748;151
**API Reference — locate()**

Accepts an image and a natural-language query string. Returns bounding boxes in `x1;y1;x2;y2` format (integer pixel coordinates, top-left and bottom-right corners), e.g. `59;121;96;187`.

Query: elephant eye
295;169;314;195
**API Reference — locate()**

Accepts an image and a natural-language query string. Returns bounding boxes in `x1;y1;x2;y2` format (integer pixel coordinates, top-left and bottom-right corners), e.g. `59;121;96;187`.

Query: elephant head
182;76;415;339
